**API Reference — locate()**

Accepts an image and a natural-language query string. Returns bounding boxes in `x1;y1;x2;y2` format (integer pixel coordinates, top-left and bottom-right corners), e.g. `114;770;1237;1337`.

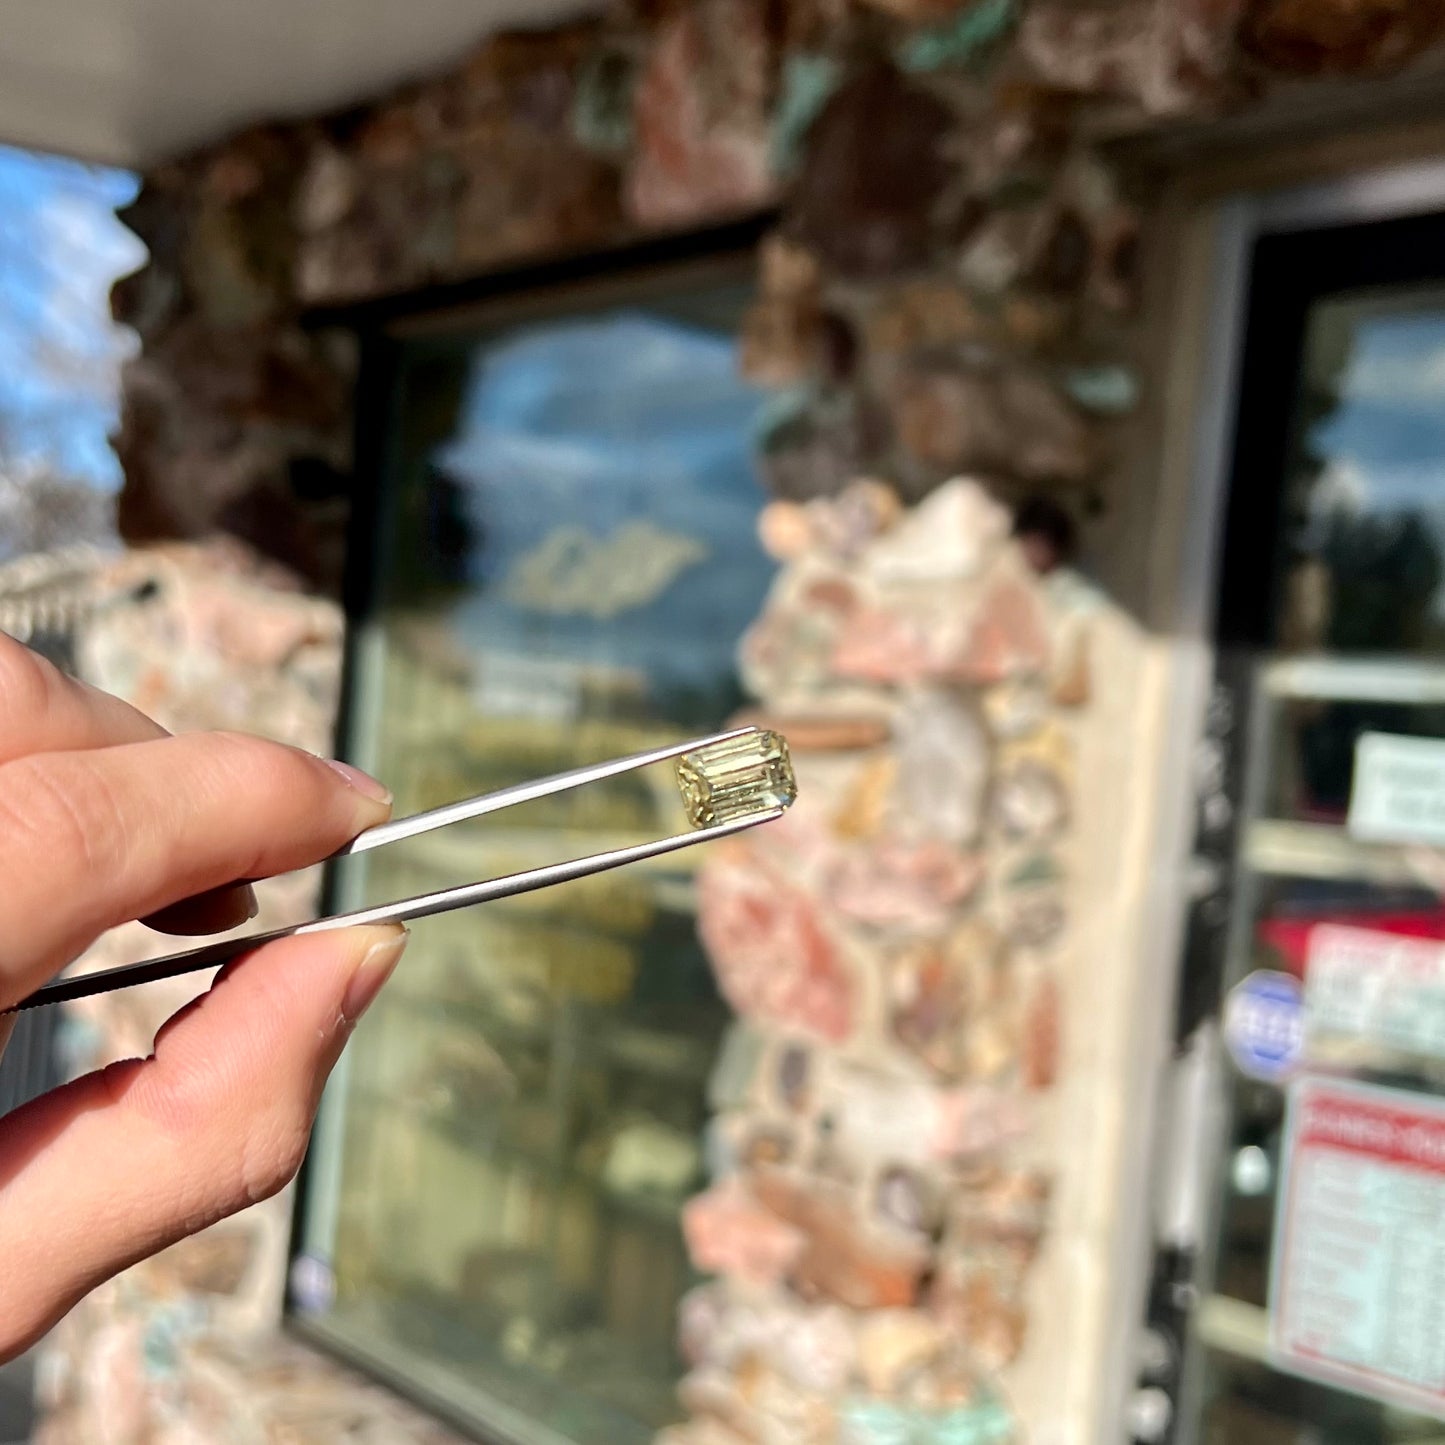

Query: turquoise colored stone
897;0;1017;73
754;385;818;453
1009;852;1063;888
839;1399;1015;1445
771;53;844;177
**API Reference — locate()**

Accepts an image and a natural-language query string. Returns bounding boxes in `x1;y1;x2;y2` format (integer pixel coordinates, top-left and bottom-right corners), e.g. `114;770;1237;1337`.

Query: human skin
0;633;407;1361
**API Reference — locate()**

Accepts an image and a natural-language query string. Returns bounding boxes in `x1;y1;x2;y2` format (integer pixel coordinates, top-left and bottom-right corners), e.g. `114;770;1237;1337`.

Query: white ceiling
0;0;602;170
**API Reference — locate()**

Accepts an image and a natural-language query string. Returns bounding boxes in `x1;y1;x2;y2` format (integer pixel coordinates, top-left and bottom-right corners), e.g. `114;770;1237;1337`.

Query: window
291;257;774;1443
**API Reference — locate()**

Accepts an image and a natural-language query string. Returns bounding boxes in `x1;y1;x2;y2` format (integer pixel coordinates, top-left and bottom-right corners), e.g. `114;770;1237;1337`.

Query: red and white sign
1272;1076;1445;1417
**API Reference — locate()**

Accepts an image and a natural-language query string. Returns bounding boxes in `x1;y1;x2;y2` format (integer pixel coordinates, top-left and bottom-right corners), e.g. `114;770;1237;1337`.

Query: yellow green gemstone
676;730;797;828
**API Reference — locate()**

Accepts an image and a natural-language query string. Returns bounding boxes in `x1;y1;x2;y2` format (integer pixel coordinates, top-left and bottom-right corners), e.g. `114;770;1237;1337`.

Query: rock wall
672;479;1095;1445
109;0;1445;595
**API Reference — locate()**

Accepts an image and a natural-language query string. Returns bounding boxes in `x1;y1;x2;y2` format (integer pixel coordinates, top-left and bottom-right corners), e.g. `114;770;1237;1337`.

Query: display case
289;256;775;1443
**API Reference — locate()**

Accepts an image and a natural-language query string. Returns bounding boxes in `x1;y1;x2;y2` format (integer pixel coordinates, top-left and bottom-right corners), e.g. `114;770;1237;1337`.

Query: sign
1349;732;1445;846
1224;971;1304;1081
1271;1077;1445;1417
1306;925;1445;1060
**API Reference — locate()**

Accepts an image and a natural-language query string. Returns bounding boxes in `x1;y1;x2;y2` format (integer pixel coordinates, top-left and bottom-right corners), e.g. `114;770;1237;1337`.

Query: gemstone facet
677;729;797;828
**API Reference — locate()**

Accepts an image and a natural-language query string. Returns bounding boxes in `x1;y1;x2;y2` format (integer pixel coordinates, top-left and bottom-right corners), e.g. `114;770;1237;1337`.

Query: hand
0;635;406;1361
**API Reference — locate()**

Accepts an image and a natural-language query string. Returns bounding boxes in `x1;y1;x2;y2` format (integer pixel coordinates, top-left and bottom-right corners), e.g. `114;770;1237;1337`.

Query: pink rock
930;1088;1031;1158
754;1172;929;1309
1024;973;1062;1089
682;1182;806;1286
756;500;815;561
626;0;776;229
697;847;856;1042
830;605;937;684
755;790;848;875
960;566;1052;683
827;838;983;931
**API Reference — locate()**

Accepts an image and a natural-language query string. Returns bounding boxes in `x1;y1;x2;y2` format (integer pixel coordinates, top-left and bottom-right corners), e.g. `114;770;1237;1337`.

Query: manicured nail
341;930;409;1024
324;758;392;806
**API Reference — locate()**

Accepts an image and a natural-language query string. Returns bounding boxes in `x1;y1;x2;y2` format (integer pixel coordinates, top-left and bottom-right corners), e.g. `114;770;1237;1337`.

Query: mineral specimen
678;729;798;828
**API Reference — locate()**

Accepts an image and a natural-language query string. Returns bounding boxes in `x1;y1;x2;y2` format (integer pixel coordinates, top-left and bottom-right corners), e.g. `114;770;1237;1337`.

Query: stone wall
671;479;1098;1445
109;0;1445;597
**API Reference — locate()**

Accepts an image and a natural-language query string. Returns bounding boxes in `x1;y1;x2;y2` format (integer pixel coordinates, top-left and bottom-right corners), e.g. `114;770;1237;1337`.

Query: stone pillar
669;479;1103;1444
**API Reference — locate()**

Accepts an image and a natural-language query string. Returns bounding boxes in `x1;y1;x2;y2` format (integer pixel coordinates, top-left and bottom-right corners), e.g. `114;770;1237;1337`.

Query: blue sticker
289;1254;336;1315
1224;970;1304;1081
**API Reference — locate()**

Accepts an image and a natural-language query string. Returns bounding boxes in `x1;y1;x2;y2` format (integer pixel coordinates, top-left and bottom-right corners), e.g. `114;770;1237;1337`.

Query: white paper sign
1272;1077;1445;1418
1305;925;1445;1060
1349;732;1445;846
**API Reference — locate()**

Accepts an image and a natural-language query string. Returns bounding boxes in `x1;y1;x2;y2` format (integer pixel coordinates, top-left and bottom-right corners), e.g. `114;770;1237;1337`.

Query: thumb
0;923;407;1359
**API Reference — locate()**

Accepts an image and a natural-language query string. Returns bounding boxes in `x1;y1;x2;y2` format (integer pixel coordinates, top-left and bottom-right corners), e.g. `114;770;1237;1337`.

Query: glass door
1166;211;1445;1445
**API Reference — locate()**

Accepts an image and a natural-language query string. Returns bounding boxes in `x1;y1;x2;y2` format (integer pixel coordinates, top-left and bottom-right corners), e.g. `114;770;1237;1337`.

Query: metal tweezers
7;726;782;1014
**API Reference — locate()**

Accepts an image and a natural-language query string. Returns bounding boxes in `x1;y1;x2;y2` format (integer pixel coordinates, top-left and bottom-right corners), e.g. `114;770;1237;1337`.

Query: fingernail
324;758;392;806
341;930;409;1024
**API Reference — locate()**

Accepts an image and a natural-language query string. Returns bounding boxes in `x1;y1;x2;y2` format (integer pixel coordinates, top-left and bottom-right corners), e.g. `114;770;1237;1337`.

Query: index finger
0;634;258;933
0;633;169;761
0;730;392;1006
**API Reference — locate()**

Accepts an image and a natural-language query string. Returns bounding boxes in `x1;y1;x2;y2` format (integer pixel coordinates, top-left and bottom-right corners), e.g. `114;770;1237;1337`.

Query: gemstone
677;729;797;828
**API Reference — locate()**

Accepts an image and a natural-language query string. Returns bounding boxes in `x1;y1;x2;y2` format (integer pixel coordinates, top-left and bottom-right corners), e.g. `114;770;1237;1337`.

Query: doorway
1155;196;1445;1443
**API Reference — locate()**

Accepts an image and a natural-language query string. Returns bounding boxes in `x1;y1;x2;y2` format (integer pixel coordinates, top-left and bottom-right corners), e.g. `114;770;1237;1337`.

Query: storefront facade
13;3;1445;1443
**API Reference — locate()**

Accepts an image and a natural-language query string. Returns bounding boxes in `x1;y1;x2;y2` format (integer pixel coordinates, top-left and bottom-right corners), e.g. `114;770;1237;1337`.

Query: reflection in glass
1281;289;1445;657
